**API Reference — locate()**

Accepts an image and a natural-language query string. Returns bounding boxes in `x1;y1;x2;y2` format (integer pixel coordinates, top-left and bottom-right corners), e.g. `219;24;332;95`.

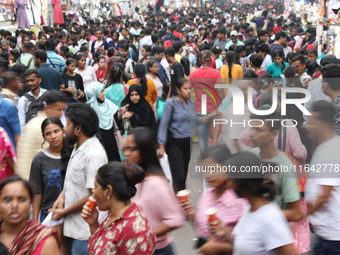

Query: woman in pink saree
0;127;16;182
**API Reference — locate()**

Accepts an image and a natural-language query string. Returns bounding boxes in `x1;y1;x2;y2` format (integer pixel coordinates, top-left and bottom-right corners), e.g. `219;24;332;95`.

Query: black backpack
24;92;47;123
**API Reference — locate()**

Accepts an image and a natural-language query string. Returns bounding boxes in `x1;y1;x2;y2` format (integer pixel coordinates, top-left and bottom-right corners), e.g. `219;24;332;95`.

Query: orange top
220;64;243;84
127;78;158;109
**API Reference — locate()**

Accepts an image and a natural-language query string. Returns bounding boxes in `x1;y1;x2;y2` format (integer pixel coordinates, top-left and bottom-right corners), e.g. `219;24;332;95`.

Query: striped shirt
46;51;66;73
195;187;248;238
16;111;48;180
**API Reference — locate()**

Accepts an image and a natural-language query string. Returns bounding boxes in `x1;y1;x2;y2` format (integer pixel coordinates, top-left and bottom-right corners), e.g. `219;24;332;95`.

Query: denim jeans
70;238;89;255
39;212;47;223
155;244;175;255
196;112;213;154
314;236;340;255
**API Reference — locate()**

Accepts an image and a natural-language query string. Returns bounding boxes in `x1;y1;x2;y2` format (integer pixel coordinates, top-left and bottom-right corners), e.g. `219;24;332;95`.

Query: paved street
171;143;205;255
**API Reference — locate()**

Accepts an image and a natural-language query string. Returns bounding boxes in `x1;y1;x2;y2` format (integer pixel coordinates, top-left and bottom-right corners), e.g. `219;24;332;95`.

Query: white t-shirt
305;136;340;241
232;203;293;255
75;66;97;89
125;58;135;75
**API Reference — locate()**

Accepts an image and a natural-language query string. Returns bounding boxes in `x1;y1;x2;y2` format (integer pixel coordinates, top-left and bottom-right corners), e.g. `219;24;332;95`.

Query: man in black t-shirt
164;47;185;98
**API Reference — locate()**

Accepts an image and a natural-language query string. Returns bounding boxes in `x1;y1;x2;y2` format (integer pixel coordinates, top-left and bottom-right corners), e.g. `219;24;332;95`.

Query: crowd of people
0;0;340;254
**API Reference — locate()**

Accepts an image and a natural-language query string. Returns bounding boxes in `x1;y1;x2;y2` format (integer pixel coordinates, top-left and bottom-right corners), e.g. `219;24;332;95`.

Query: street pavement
171;143;206;255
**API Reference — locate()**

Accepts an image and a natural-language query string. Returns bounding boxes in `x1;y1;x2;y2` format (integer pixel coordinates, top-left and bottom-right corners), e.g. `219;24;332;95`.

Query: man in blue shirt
33;50;65;91
251;10;273;30
46;39;66;73
0;97;21;148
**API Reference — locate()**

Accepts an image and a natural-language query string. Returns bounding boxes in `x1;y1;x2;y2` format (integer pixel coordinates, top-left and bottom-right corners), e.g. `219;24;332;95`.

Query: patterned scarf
1;220;58;255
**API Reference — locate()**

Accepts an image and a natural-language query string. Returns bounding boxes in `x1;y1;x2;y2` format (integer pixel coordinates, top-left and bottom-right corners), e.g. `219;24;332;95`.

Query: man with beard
51;103;108;255
33;50;64;91
119;42;135;77
188;23;198;38
16;91;67;180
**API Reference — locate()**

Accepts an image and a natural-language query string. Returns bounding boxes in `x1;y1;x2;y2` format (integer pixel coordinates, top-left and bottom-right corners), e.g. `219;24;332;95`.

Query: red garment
96;68;107;81
313;71;321;79
88;203;156;255
0;220;58;255
52;0;64;24
173;31;182;39
210;57;216;69
273;26;282;34
190;67;222;113
0;127;16;182
256;70;266;78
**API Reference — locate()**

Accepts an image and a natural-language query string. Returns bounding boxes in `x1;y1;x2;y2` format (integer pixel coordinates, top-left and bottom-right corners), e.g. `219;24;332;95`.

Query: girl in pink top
181;145;248;255
125;127;185;254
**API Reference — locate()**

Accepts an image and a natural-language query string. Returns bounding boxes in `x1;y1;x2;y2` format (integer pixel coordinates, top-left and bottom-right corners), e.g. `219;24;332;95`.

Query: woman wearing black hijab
121;84;156;131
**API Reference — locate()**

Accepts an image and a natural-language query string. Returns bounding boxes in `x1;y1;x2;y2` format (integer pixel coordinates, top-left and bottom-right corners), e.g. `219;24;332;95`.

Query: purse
114;119;124;151
157;97;166;119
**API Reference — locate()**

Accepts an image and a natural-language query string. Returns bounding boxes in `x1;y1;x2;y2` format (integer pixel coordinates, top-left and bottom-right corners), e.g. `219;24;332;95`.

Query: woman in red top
96;56;107;83
0;176;60;255
82;161;156;255
273;18;283;34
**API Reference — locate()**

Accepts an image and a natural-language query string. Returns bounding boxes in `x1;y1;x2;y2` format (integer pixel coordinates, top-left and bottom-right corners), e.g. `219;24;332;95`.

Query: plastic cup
84;196;96;220
177;189;191;203
206;207;218;225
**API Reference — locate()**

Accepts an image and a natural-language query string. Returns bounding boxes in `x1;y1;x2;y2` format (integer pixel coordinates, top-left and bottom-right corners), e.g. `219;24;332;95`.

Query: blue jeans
155;244;174;255
196;113;213;154
69;238;89;255
39;212;47;223
314;236;340;255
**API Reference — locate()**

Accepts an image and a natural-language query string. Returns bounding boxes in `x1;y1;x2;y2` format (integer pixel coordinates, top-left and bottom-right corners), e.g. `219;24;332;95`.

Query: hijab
85;82;118;130
121;84;156;129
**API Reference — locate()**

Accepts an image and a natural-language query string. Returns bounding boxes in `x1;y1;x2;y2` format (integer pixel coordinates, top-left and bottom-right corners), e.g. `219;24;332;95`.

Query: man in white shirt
133;7;143;24
51;103;108;255
211;14;220;26
138;27;152;59
305;100;340;254
119;43;135;76
18;70;47;130
291;54;311;88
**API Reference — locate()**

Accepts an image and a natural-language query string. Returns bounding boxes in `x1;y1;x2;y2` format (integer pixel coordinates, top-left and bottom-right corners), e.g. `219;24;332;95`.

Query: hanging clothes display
52;0;64;24
47;0;54;26
26;0;41;26
15;0;30;28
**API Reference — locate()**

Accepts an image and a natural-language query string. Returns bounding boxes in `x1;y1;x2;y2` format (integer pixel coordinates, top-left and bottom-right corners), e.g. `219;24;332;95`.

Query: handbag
114;119;124;151
157;97;166;119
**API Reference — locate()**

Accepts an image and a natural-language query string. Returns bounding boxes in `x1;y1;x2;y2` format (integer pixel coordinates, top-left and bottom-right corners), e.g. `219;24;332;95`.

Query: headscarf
85;82;118;130
121;84;156;129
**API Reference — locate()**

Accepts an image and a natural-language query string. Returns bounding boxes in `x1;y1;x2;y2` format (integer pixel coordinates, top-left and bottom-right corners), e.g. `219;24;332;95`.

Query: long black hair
134;63;148;96
225;152;276;200
128;127;163;176
272;50;286;74
41;117;72;176
96;161;145;204
226;51;235;84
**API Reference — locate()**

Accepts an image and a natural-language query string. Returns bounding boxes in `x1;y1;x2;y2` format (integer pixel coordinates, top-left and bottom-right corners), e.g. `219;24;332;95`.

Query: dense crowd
0;1;340;254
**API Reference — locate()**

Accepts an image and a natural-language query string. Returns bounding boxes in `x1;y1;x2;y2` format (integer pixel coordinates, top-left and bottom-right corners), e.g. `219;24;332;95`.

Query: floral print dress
88;203;155;255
